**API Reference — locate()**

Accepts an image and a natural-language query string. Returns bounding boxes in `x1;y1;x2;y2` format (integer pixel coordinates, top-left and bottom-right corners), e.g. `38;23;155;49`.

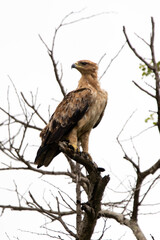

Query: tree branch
20;92;47;125
0;204;75;217
39;34;66;97
150;17;160;132
132;80;156;98
142;159;160;178
0;106;42;131
99;209;147;240
123;26;154;71
76;163;82;237
99;42;126;80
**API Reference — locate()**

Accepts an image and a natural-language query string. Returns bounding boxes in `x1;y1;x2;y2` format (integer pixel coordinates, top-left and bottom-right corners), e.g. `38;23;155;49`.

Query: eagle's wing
93;91;108;128
35;88;92;168
93;108;106;128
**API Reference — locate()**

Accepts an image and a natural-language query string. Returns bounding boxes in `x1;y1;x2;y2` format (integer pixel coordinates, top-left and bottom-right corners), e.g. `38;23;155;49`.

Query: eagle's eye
80;62;88;66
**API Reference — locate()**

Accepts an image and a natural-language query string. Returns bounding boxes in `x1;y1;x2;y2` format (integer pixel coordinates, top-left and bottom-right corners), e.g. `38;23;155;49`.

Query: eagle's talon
68;143;79;153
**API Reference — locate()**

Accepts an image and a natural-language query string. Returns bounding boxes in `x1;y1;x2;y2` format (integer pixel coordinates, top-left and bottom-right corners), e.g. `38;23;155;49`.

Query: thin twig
134;32;150;46
7;87;11;149
121;125;156;142
116;110;139;172
139;175;160;205
99;42;126;80
39;34;66;97
8;75;26;116
62;11;113;26
132;80;155;98
98;53;106;65
21;92;47;125
0;107;42;131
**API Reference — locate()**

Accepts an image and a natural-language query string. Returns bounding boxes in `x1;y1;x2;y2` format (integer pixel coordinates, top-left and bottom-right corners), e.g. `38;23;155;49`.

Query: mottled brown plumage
35;60;108;168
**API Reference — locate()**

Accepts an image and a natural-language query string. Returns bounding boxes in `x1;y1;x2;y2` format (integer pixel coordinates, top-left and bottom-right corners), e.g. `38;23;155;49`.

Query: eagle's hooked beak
71;63;77;69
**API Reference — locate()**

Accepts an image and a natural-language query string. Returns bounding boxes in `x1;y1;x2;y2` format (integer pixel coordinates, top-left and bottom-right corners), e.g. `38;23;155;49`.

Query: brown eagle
35;60;108;168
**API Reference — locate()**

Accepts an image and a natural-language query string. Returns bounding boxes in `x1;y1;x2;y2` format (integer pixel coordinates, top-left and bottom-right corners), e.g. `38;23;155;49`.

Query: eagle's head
71;60;98;75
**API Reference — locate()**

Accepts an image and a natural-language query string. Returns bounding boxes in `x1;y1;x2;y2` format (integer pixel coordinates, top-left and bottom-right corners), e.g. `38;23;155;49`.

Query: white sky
0;0;160;239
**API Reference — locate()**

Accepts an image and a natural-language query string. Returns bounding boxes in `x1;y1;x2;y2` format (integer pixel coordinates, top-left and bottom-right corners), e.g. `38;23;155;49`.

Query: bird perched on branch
35;60;108;168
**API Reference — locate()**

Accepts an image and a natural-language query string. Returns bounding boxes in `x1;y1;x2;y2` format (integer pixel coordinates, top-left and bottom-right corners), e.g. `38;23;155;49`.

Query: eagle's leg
66;128;79;152
79;131;93;161
80;130;90;153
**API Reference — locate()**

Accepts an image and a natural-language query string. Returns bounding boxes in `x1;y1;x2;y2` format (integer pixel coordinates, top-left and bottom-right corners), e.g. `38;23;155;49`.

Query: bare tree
0;13;159;240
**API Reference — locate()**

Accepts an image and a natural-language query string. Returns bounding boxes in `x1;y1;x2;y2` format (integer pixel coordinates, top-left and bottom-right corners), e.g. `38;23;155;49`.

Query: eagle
35;60;108;168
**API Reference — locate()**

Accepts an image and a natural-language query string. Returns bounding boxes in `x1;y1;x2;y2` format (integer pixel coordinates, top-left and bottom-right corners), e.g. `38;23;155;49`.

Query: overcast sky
0;0;160;239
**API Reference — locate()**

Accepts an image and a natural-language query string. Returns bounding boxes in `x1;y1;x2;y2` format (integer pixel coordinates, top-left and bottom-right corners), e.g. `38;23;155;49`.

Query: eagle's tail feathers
35;143;60;168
